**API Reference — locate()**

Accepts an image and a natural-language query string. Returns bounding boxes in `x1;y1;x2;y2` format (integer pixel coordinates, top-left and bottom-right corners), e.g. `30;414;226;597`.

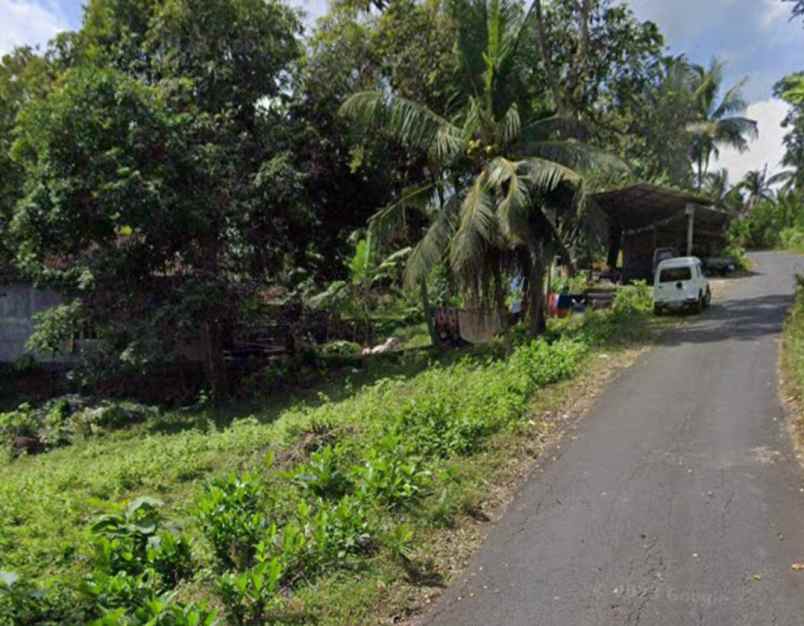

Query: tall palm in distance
340;0;621;336
689;59;758;189
739;165;791;212
702;168;743;213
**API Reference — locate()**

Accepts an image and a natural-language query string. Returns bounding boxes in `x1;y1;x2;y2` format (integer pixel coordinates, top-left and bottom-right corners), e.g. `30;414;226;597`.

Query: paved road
425;252;804;625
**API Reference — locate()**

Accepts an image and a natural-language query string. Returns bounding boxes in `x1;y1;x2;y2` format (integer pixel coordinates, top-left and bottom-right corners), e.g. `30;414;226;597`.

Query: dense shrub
293;445;354;499
0;573;88;626
85;498;194;611
0;398;156;456
612;281;653;318
354;435;432;509
196;474;267;570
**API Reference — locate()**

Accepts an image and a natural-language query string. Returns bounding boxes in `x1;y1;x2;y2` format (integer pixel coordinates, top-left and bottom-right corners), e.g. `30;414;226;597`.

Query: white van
653;257;711;314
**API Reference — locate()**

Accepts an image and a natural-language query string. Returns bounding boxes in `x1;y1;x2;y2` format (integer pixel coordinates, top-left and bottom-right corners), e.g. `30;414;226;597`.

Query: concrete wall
0;284;67;363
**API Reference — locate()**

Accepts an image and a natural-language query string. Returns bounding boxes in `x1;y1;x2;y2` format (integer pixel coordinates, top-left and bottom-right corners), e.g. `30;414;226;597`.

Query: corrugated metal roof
592;184;731;233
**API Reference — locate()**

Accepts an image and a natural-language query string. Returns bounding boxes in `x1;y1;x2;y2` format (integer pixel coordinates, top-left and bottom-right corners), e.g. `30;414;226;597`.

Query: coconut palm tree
702;168;743;213
739;165;792;212
688;59;758;189
340;0;620;336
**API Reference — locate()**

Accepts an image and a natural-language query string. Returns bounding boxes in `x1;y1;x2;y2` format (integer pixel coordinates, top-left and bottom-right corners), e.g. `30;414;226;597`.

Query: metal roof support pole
685;204;696;257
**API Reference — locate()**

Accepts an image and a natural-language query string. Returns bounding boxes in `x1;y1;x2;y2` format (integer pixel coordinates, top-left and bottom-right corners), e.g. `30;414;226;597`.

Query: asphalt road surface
424;252;804;626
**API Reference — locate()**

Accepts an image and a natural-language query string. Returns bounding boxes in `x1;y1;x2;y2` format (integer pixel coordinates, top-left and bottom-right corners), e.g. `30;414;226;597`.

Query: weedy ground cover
0;286;659;625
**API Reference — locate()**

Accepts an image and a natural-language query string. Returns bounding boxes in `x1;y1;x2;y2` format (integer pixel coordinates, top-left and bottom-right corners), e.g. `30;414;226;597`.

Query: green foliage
85;498;193;610
392;393;490;458
782;228;804;252
730;192;804;249
218;552;284;625
0;300;658;624
0;399;156;454
354;435;432;509
0;572;87;626
319;341;362;357
196;474;266;570
90;600;218;626
26;302;85;356
0;404;39;445
612;281;653;319
294;445;354;499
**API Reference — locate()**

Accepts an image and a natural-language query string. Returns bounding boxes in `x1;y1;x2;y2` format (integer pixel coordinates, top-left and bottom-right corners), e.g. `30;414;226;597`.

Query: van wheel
694;295;704;314
654;304;663;316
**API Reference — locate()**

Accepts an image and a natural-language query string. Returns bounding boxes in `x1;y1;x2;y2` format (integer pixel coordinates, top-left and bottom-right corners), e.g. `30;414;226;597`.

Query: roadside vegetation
0;288;657;625
783;277;804;451
723;72;804;255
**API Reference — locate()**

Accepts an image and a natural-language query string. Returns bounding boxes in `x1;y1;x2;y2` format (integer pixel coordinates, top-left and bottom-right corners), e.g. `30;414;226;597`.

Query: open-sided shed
592;184;731;282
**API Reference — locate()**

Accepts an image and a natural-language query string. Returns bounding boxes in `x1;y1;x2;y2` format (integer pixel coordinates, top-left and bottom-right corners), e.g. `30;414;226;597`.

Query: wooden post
685;204;696;257
607;223;622;270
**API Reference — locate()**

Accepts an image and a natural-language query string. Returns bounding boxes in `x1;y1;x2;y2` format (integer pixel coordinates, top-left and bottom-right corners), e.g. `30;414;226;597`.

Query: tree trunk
420;278;440;348
527;237;547;337
202;320;229;401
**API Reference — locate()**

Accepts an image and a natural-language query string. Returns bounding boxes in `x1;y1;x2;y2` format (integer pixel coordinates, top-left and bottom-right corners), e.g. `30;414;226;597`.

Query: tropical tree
621;55;699;188
341;0;621;336
786;0;804;21
688;59;758;189
739;165;791;212
10;0;306;397
700;168;741;212
0;47;53;279
775;74;804;192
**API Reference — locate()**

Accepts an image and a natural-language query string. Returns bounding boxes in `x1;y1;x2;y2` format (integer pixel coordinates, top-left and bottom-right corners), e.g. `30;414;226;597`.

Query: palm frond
520;157;580;193
520;115;590;142
403;195;460;288
518;140;628;174
487;157;531;242
713;79;749;119
714;116;758;150
768;169;795;187
496;104;521;146
449;175;497;279
339;91;464;161
367;183;436;260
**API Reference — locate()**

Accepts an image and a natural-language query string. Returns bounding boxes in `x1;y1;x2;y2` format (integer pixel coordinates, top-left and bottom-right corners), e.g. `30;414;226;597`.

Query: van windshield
659;267;692;283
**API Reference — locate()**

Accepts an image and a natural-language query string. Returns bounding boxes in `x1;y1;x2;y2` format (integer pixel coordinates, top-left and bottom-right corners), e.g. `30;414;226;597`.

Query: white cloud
0;0;67;56
712;98;791;183
761;0;789;29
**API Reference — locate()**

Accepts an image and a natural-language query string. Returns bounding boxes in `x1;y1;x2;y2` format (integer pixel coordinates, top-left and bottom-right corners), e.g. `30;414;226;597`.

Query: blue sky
2;0;801;181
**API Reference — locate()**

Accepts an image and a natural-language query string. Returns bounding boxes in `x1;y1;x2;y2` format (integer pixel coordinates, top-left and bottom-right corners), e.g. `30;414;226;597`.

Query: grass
782;277;804;453
0;295;671;625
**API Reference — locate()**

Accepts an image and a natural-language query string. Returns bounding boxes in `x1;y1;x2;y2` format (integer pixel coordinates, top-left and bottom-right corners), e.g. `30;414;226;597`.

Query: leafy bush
781;227;804;252
354;436;432;509
392;394;488;458
612;281;653;318
86;497;193;610
0;572;88;626
319;341;362;357
0;404;39;445
91;600;218;626
0;399;157;455
218;552;284;626
196;474;266;570
293;445;353;499
509;338;588;391
216;494;374;624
